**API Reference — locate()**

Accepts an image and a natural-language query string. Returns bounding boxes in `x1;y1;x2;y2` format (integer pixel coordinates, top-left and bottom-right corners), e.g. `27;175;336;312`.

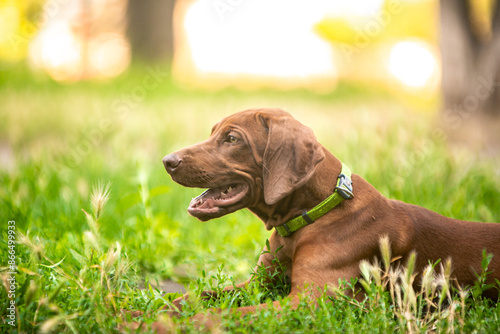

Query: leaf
18;266;40;276
149;185;170;198
69;249;88;267
117;192;141;211
40;256;66;268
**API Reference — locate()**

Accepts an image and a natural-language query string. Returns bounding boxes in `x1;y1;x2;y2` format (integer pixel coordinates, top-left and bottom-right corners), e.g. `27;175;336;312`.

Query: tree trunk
439;0;500;116
126;0;175;62
484;1;500;113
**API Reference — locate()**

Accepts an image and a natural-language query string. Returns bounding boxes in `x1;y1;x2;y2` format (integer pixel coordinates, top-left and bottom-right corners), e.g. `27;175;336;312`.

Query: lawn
1;64;500;333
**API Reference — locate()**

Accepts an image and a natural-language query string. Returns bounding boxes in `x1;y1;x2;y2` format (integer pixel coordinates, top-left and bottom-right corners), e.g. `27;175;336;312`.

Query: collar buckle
275;163;354;238
335;173;354;200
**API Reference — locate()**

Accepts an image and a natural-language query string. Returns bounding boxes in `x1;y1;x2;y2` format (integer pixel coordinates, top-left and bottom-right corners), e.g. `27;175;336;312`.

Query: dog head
163;108;324;221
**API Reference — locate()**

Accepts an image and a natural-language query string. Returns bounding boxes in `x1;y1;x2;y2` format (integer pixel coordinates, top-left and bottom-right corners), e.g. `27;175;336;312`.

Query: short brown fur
161;108;500;327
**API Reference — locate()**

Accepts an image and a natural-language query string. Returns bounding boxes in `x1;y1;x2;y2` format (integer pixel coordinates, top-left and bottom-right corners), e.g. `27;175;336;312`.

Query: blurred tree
315;0;438;87
0;0;43;62
126;0;175;62
440;0;500;115
316;1;436;46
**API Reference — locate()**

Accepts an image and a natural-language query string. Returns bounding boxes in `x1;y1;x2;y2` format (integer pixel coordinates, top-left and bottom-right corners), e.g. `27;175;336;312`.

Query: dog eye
226;135;239;144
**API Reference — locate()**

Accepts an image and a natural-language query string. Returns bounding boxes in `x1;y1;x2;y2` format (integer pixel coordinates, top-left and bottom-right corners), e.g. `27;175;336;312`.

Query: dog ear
262;114;325;205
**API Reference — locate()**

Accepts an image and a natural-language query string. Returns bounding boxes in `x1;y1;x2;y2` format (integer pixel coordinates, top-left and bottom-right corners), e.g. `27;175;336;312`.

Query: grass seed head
24;279;38;307
359;260;372;283
17;231;45;260
421;264;434;294
379;235;391;272
40;316;63;334
104;242;122;270
84;230;102;254
90;181;111;220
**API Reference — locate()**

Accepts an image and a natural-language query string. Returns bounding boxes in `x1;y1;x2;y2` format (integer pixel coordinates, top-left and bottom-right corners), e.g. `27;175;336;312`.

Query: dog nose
163;154;182;174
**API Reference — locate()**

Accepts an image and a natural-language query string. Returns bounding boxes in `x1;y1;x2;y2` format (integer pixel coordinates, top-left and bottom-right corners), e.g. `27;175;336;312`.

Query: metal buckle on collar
281;223;292;237
335;174;354;200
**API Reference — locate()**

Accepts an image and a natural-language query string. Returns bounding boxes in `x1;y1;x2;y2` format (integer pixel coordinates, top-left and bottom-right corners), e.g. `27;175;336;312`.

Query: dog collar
275;163;354;237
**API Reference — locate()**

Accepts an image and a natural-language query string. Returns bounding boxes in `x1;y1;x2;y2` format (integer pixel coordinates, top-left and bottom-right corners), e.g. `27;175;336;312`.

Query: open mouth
188;183;249;220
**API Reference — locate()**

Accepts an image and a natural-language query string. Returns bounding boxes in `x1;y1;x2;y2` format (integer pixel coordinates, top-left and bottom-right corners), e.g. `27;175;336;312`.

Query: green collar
275;163;354;237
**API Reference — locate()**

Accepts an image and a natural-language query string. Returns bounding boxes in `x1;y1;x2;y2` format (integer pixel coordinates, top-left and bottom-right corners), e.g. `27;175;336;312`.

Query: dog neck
249;148;343;231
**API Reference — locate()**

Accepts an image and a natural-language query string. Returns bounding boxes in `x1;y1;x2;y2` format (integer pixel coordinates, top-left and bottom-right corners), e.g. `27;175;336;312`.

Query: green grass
1;64;500;333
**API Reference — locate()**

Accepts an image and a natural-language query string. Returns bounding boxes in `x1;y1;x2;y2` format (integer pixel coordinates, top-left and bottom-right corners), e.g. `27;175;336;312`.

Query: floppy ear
262;115;325;205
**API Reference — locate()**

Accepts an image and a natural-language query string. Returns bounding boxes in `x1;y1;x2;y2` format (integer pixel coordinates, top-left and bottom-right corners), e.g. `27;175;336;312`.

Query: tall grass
1;67;500;332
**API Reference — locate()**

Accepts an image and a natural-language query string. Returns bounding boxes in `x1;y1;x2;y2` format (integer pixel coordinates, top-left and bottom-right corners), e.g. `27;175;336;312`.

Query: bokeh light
388;40;440;89
28;0;130;82
29;22;82;81
174;0;440;94
1;0;441;93
174;0;343;91
184;0;335;78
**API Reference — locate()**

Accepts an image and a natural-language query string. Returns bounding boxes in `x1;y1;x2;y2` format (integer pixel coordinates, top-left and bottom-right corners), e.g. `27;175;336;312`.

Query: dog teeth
221;186;233;196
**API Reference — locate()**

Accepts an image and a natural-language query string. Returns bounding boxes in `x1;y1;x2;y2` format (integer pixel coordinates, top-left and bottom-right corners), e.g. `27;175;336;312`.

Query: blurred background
1;0;500;292
2;0;499;125
1;0;499;111
0;0;500;100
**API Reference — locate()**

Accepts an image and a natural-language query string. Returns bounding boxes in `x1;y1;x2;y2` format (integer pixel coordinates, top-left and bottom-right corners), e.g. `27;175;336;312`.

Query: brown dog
162;108;500;322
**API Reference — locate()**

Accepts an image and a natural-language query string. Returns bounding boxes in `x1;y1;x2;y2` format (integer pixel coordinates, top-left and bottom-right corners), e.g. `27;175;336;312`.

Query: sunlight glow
28;0;130;82
388;40;439;88
88;33;130;78
175;0;356;91
29;22;82;81
185;1;334;78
